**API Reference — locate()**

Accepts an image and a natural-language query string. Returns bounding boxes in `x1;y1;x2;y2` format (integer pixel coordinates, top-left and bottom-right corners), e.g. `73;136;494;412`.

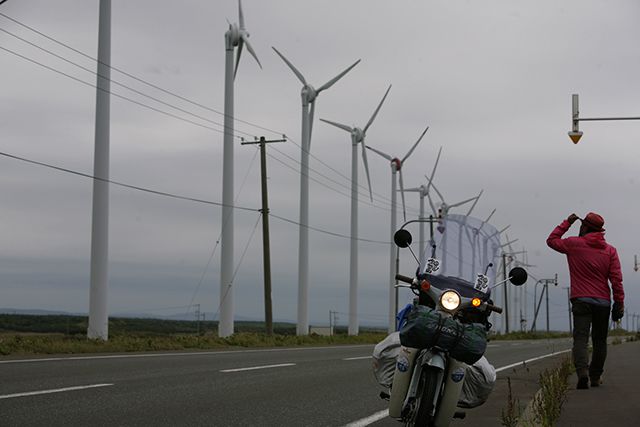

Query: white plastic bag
372;332;401;388
458;356;496;408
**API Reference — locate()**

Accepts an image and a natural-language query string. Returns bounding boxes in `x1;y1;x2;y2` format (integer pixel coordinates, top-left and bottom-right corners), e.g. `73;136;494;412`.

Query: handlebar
395;274;415;284
486;304;503;314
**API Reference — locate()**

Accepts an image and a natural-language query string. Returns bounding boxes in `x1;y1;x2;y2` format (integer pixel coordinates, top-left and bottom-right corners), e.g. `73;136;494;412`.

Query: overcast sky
1;0;639;330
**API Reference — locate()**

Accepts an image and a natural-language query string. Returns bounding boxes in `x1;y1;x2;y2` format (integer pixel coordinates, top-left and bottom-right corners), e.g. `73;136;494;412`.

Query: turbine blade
425;146;442;196
316;59;361;93
234;39;244;80
364;84;391;133
448;195;477;209
361;140;373;202
319;118;353;133
402;187;422;193
242;35;262;69
484;208;497;224
365;144;392;161
272;47;306;85
426;191;438;217
465;189;483;216
398;169;407;221
308;100;316;143
402;126;429;163
424;175;445;204
238;0;245;30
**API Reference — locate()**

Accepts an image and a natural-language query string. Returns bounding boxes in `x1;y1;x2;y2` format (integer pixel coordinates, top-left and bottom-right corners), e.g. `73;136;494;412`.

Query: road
0;338;572;426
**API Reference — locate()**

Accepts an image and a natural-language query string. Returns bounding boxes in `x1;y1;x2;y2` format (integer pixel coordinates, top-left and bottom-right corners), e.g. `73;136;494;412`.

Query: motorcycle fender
433;358;467;427
388;346;418;419
421;352;446;371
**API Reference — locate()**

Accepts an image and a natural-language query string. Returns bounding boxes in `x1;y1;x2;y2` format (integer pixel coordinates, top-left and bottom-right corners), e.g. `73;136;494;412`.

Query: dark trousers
571;300;610;379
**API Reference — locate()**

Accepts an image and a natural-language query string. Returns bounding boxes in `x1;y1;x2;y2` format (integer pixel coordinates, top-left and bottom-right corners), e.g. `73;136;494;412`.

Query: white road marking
0;344;372;365
343;356;372;361
487;344;500;347
495;349;571;373
0;383;113;400
220;363;296;373
343;348;572;427
344;410;388;427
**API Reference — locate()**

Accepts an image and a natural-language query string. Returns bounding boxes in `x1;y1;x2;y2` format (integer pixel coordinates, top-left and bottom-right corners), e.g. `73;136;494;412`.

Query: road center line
343;348;572;427
343;356;372;361
0;383;114;400
220;363;295;373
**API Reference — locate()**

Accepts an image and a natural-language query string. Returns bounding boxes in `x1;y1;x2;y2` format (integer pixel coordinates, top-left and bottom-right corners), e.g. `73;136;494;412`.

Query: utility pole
531;276;557;332
241;136;285;335
195;304;201;335
502;253;509;333
634;255;638;272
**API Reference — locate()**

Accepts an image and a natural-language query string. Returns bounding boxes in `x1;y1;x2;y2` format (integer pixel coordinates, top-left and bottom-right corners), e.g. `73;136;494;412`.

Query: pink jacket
547;220;624;303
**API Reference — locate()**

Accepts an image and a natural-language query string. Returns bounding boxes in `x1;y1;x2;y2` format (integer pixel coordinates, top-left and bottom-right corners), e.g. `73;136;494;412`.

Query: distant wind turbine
320;84;391;335
219;0;262;338
273;46;360;335
367;125;430;333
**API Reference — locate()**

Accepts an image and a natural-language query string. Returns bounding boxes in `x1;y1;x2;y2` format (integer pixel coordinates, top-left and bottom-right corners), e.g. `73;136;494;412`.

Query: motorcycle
382;228;527;427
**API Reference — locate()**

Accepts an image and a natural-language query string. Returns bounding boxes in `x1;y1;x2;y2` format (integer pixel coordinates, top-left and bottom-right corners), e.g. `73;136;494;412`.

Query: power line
0;11;283;138
213;213;263;322
269;212;388;245
0;12;421;215
0;26;259;140
0;150;259;212
0;45;241;139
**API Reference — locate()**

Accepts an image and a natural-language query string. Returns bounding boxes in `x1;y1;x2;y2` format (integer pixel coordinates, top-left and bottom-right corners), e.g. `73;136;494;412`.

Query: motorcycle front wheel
405;366;440;427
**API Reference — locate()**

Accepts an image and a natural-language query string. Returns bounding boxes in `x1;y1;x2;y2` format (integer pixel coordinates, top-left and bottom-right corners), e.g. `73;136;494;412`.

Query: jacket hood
583;231;607;249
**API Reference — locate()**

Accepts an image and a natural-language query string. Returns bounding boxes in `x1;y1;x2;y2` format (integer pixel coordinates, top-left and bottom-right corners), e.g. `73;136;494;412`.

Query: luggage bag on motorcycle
458;356;497;408
372;332;402;388
398;305;487;365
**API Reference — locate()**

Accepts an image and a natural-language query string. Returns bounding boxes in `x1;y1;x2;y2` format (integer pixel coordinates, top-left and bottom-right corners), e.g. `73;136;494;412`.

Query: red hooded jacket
547;220;624;303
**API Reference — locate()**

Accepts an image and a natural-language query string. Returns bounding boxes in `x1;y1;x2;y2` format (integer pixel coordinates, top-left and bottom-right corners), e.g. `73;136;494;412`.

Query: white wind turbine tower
367;125;430;333
272;47;360;335
219;0;262;337
319;85;391;335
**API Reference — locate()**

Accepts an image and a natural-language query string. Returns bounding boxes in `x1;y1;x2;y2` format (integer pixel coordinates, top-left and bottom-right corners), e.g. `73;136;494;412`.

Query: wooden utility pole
241;136;285;335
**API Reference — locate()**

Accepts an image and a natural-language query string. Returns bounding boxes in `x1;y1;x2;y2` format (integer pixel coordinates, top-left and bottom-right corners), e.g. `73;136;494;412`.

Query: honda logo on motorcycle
451;368;465;383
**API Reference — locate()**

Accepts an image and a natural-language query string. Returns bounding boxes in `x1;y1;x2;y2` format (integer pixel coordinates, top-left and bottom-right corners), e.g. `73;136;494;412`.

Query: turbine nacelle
351;127;365;143
301;85;318;103
391;158;402;171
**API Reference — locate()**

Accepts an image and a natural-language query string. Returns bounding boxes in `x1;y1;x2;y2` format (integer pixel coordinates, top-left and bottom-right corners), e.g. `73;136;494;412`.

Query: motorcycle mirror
509;267;528;286
393;229;413;248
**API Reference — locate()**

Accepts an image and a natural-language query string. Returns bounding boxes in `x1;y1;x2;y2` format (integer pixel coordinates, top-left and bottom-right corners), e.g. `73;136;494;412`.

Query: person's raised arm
546;214;578;254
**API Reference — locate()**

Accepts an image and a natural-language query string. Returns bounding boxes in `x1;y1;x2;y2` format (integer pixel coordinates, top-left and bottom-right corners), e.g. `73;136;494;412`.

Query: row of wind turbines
86;0;504;339
216;1;494;336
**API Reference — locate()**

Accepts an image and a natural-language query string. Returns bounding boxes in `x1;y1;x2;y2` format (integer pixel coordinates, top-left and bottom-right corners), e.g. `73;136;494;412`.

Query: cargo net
420;214;502;285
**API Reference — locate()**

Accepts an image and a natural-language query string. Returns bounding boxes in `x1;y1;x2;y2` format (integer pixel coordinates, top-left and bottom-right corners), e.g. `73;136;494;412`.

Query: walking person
546;212;624;389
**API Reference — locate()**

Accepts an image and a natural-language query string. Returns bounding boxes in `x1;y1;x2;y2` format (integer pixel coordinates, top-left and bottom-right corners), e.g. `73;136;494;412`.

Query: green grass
0;314;387;356
490;331;571;341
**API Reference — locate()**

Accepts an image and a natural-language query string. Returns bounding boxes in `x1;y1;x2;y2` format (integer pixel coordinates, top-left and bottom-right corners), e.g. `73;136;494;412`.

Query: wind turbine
367;125;430;333
402;147;442;260
319;84;392;336
219;0;262;338
272;47;360;335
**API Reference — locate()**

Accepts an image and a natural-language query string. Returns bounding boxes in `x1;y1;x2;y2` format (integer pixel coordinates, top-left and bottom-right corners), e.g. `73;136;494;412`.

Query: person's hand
567;214;579;225
612;301;624;322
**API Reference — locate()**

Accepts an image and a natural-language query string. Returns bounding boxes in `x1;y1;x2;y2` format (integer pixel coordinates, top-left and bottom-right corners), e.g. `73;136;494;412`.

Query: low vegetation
490;331;571;341
0;314;387;356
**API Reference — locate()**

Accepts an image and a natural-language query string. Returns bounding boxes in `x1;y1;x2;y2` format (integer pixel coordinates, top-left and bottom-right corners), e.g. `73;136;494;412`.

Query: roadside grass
502;356;573;427
490;331;571;341
0;332;388;356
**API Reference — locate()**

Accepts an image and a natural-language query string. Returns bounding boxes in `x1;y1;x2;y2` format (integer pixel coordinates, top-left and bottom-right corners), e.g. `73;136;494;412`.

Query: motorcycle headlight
440;290;461;311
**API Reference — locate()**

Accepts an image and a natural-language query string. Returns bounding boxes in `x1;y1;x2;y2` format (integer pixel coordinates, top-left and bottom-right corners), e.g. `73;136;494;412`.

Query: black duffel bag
399;304;487;365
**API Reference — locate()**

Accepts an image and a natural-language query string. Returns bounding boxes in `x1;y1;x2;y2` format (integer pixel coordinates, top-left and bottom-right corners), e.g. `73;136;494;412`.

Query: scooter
385;228;527;427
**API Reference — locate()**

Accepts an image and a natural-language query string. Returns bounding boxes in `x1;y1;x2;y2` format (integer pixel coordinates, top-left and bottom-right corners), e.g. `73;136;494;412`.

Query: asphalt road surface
0;338;572;426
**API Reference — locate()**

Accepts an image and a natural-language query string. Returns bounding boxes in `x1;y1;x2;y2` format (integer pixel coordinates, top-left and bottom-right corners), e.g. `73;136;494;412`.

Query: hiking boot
590;377;602;387
577;377;589;389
